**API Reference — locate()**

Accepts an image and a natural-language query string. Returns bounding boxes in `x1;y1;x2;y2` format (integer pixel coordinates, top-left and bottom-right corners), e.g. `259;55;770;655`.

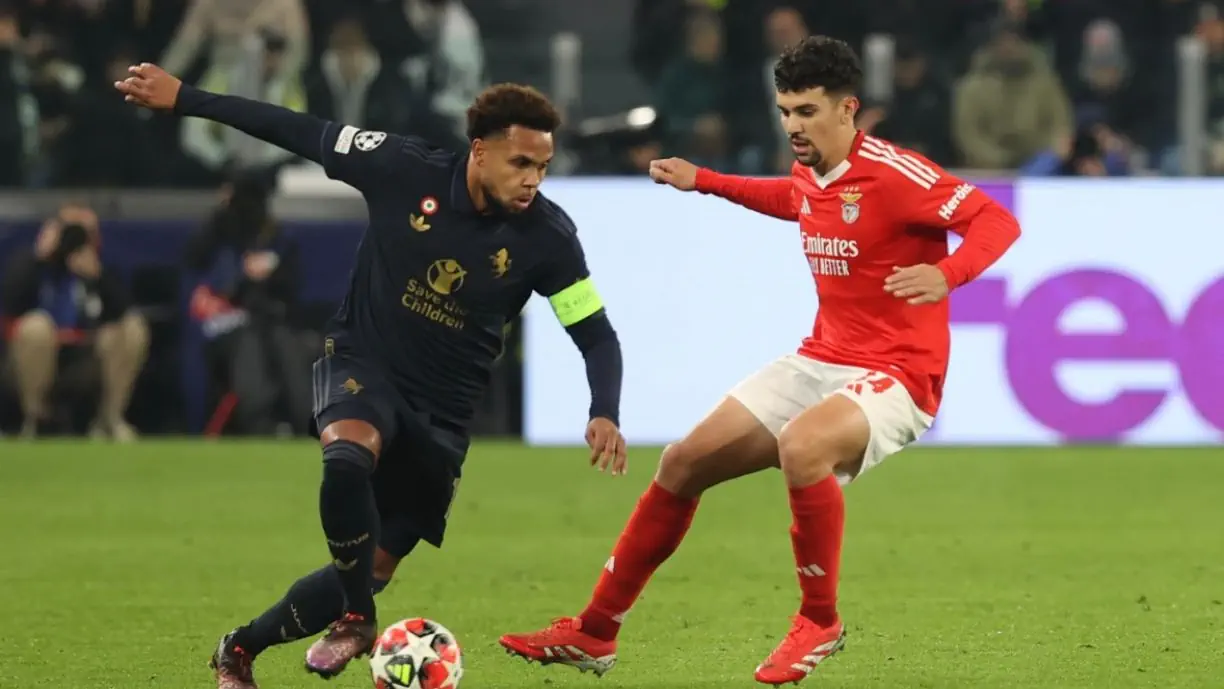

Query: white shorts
728;354;934;484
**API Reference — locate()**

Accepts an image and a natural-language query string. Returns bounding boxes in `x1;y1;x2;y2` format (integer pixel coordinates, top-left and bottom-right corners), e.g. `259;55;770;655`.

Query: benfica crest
839;188;862;224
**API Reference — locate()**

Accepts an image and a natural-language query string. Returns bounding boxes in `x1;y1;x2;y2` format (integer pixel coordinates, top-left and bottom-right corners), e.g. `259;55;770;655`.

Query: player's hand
884;264;949;305
586;417;628;475
648;157;698;191
114;63;181;111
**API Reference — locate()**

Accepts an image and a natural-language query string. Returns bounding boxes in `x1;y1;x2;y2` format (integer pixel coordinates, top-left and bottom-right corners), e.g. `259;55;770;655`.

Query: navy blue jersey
173;86;621;427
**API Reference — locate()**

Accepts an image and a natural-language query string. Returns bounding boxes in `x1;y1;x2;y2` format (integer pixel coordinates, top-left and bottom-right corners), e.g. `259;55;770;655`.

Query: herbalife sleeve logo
937;183;976;221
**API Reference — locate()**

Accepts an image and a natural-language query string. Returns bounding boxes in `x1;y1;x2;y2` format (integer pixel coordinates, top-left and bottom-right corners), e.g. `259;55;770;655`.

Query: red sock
579;481;698;641
789;475;844;627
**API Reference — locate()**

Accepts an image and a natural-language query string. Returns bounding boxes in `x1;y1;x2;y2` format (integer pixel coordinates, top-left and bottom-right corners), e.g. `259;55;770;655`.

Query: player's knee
322;437;378;475
321;419;383;459
777;423;842;486
654;442;709;498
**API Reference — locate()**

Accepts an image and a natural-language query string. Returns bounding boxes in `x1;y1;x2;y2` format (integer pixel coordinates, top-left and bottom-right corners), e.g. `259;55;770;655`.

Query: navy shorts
310;352;469;552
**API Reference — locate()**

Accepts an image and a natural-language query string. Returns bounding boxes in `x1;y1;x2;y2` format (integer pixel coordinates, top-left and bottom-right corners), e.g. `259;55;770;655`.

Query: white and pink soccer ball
369;618;463;689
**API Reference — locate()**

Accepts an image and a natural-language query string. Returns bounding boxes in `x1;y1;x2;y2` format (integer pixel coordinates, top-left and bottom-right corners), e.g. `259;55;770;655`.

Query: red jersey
695;131;1020;415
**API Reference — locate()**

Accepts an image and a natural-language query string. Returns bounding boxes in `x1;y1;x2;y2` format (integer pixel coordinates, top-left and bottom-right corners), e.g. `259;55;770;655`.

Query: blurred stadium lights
574;107;658;138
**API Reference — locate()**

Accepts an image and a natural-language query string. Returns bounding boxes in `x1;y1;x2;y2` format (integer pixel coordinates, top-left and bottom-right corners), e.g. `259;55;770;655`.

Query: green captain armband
548;277;604;326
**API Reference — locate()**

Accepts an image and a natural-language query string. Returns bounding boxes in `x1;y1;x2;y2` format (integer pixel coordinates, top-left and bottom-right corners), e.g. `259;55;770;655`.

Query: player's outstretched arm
650;157;797;221
115;62;329;165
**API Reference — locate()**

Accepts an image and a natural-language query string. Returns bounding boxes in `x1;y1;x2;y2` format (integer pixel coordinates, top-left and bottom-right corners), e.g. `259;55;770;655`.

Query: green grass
0;442;1221;688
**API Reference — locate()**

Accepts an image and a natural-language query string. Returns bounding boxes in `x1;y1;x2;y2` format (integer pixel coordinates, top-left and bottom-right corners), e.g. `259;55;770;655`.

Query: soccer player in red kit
501;36;1021;684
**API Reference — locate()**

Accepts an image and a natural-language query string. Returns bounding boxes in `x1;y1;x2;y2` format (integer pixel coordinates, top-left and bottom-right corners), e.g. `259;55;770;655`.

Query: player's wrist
934;260;961;291
693;167;719;193
589;413;619;428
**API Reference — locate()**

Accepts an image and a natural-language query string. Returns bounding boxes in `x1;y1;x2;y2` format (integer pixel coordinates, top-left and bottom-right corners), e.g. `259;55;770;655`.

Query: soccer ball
369;618;463;689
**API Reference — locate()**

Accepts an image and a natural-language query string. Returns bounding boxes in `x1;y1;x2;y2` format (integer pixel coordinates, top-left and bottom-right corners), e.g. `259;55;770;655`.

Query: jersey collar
451;154;479;215
809;129;865;190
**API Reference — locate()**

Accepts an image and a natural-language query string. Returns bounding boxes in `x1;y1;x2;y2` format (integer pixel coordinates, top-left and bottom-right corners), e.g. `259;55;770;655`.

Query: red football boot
753;616;846;685
499;617;617;676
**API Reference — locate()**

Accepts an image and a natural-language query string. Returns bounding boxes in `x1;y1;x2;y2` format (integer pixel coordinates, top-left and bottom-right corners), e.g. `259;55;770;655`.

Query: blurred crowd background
3;0;1224;186
2;0;1222;441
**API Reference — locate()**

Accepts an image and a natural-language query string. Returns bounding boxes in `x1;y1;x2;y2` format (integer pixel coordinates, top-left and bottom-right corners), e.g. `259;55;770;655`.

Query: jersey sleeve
888;160;992;234
693;169;797;221
173;85;431;195
319;125;433;193
532;209;606;327
884;151;1021;288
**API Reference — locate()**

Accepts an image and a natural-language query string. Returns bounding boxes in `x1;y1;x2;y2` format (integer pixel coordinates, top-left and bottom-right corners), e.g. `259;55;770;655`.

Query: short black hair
773;36;862;95
466;84;562;141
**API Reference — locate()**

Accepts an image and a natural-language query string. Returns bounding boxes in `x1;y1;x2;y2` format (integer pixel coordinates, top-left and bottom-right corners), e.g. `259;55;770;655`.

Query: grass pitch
0;442;1221;688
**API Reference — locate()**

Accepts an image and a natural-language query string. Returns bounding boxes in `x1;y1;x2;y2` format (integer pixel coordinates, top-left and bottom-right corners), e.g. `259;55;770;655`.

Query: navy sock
231;566;396;656
232;565;345;655
319;440;380;620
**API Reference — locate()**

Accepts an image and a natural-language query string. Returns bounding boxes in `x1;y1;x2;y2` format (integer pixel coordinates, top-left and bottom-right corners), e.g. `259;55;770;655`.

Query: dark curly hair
466;83;562;141
773;36;862;96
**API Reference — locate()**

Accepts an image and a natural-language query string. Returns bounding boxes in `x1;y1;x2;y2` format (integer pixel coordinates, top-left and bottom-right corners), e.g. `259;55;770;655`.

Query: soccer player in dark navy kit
116;63;627;689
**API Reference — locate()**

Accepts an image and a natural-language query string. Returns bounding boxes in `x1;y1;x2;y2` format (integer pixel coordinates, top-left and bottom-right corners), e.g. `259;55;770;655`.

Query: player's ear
841;96;859;126
470;139;484;166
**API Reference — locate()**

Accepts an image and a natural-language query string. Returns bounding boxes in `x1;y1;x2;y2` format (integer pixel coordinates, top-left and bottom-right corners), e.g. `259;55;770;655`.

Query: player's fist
586;417;628;476
648;157;698;191
884;264;949;305
114;63;182;111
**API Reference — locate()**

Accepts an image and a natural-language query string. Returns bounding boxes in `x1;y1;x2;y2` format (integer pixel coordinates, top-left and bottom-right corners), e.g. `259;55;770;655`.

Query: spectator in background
24;23;84;187
1020;126;1130;175
307;15;410;134
54;44;159;186
655;10;730;168
160;0;309;80
185;173;309;435
0;4;38;186
861;39;956;166
182;31;307;180
1198;8;1224;174
760;6;808;173
1071;19;1146;157
1;204;149;440
953;20;1072;168
400;0;485;150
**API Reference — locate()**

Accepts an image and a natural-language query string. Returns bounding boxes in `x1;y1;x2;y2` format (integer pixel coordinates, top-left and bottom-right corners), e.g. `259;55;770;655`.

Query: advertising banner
523;178;1224;446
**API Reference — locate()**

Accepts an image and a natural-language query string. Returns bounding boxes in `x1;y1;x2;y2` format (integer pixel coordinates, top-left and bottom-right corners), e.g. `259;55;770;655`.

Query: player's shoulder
526;191;579;241
854;134;951;192
333;125;458;172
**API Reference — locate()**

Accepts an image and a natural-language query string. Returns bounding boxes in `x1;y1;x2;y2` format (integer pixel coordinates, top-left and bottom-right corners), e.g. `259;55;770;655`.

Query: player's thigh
312;354;400;458
372;429;464;553
800;365;933;485
656;355;823;497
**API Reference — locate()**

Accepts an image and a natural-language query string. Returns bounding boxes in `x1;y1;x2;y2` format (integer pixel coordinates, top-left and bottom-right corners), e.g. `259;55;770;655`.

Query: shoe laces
225;644;255;681
328;612;368;635
770;616;812;663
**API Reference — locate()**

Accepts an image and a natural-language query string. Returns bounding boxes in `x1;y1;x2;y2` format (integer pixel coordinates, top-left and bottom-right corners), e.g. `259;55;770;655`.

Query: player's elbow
973;201;1022;246
565;311;619;354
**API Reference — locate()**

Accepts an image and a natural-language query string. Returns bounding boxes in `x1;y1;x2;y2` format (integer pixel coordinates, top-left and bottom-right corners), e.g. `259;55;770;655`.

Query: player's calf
773;395;866;642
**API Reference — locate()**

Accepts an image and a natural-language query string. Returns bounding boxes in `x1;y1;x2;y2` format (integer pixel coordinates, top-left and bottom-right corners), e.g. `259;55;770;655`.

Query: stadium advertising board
523;178;1224;446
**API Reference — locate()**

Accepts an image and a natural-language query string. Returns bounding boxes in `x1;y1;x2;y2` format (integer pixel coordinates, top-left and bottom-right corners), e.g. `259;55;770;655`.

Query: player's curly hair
773;36;862;95
466;84;562;141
